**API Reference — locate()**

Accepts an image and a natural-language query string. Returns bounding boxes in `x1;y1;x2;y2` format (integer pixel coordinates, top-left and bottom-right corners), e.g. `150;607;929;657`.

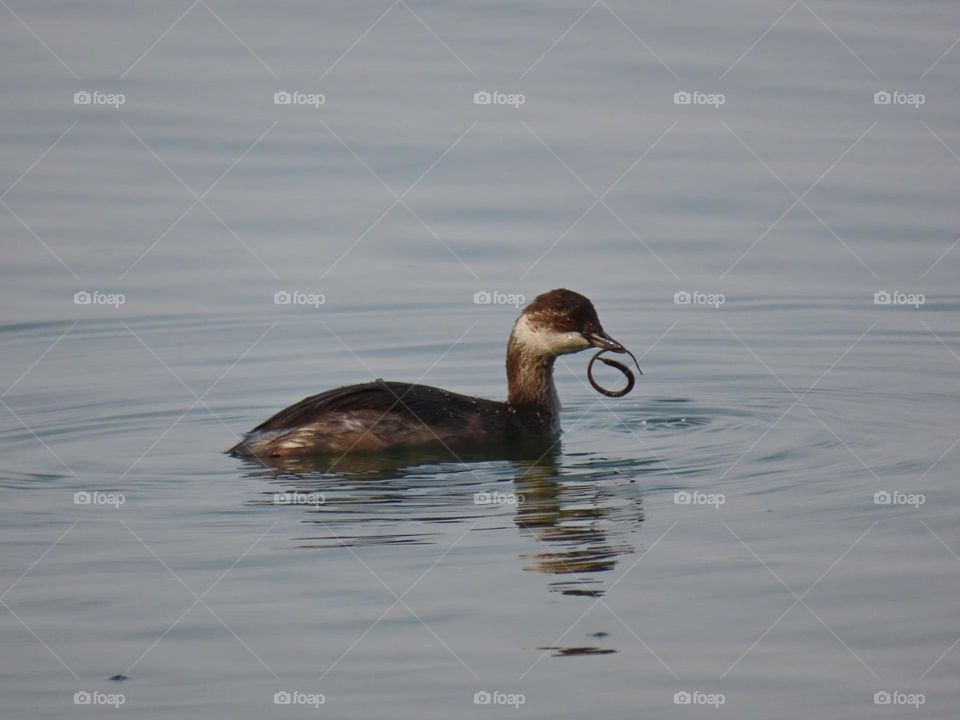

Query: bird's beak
585;330;643;375
585;330;627;353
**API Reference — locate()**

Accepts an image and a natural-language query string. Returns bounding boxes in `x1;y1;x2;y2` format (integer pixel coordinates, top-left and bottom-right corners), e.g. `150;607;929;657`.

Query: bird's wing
248;380;508;433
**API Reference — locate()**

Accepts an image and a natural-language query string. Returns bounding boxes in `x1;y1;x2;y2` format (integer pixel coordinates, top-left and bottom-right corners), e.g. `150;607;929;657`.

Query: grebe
228;289;633;458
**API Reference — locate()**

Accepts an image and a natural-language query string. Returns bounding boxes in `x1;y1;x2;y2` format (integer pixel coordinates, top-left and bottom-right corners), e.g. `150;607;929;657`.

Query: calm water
2;1;959;717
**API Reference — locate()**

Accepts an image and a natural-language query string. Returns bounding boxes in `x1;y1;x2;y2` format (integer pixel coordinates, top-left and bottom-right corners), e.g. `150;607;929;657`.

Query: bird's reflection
235;440;644;599
510;455;642;597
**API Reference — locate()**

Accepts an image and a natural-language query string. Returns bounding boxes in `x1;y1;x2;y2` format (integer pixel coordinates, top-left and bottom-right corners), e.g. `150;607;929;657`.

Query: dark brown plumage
228;289;629;458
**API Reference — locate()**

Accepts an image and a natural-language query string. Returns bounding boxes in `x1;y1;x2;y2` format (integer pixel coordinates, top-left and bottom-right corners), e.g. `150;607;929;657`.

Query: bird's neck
506;335;560;434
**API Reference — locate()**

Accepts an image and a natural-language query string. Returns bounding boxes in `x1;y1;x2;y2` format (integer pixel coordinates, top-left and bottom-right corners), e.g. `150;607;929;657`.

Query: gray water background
1;1;959;717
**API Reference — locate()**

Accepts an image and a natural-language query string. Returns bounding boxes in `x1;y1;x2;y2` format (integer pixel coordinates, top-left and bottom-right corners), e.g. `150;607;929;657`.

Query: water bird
229;289;637;458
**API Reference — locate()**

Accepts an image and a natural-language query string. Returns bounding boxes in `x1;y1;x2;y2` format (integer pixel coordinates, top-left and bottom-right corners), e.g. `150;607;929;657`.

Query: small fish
587;348;642;398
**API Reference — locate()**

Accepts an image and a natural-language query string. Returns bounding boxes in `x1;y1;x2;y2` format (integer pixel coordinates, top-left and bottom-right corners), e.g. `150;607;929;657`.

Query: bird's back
229;380;525;457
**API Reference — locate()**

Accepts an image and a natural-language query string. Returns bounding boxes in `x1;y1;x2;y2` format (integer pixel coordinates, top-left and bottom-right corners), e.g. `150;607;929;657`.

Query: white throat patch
511;314;590;356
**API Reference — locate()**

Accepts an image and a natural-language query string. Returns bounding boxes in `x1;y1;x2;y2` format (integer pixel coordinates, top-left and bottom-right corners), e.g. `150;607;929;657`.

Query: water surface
2;1;959;717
